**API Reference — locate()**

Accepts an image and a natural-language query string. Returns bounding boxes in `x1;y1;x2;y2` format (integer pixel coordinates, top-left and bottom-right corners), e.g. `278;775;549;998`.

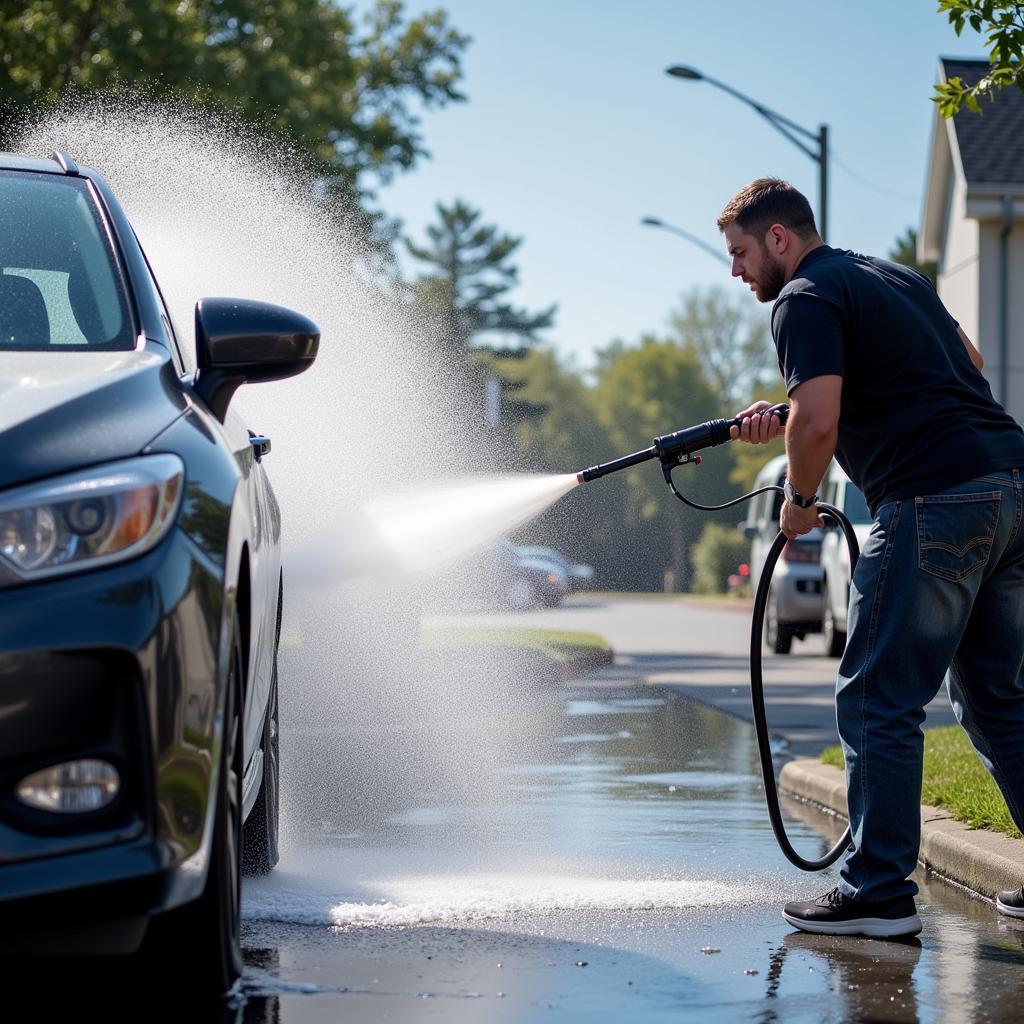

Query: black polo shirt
772;245;1024;512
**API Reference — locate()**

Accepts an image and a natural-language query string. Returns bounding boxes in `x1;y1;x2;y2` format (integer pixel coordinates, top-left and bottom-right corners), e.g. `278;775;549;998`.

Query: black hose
664;469;858;872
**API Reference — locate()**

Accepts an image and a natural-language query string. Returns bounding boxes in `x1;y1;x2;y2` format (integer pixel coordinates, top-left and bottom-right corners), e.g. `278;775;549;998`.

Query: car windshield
844;483;873;524
0;170;134;350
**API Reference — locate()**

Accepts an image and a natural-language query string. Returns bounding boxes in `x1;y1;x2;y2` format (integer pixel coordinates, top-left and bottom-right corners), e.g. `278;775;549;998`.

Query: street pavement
423;593;960;757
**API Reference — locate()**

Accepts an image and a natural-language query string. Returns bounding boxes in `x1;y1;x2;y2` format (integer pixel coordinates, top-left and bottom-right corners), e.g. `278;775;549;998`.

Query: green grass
421;626;610;664
577;590;752;604
821;727;1022;839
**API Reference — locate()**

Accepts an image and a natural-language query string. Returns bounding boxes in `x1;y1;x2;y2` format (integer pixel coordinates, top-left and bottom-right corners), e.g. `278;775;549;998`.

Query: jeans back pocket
915;491;1001;582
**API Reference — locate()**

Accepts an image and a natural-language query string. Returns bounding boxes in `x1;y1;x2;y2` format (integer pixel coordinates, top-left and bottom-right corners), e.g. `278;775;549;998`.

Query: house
920;57;1024;424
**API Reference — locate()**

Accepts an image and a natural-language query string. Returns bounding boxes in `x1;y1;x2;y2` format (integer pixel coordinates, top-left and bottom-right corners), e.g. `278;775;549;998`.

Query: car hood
0;347;188;490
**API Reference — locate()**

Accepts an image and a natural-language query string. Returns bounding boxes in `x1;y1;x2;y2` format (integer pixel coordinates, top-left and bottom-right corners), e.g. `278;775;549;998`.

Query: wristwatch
784;479;818;508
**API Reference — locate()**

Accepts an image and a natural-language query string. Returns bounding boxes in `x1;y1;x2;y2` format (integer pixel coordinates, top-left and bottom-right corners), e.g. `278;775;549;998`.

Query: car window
0;170;135;350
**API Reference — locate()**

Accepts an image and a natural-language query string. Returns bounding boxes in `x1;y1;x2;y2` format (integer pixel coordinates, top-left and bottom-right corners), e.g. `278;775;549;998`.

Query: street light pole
667;65;829;243
640;216;729;266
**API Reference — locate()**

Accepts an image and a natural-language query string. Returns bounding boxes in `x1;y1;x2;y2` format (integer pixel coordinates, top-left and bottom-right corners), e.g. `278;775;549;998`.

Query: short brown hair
716;178;817;238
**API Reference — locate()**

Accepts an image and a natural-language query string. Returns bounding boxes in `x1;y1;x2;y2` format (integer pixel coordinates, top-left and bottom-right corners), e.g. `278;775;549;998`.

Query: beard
753;247;786;302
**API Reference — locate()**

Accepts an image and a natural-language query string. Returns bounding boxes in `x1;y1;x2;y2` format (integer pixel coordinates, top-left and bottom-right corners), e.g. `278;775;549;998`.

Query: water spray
575;403;860;873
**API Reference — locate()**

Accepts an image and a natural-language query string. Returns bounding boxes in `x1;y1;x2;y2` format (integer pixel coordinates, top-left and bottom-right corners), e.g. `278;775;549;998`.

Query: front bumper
0;527;224;920
773;564;824;625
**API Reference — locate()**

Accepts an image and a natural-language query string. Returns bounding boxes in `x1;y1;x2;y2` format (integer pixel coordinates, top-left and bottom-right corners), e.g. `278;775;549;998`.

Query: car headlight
0;454;184;581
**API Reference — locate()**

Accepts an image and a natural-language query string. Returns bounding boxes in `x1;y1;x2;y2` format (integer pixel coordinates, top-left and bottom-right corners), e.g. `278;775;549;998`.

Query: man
720;177;1024;937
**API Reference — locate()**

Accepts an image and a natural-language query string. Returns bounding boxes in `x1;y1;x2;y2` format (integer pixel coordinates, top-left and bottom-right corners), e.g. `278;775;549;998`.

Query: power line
830;150;921;204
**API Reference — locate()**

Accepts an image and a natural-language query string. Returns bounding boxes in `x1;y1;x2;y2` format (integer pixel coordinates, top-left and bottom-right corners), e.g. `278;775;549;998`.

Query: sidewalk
780;758;1024;900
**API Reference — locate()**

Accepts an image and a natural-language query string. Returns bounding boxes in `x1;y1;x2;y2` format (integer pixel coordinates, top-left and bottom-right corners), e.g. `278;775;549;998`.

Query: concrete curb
555;646;615;680
779;758;1024;899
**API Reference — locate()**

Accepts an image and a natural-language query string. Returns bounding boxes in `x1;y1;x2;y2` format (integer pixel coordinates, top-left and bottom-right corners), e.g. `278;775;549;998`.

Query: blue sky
374;0;984;369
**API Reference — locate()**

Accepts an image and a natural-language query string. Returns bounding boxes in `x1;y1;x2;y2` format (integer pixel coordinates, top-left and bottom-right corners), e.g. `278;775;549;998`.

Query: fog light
16;759;121;813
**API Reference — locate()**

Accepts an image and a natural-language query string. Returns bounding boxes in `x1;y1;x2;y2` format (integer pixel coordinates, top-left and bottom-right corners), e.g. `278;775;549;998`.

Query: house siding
978;219;1024;423
937;171;979;343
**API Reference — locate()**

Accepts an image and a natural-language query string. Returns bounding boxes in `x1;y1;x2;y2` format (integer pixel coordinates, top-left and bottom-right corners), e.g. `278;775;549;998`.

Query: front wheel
823;584;846;658
506;578;538;610
242;663;279;875
764;590;793;655
144;612;243;995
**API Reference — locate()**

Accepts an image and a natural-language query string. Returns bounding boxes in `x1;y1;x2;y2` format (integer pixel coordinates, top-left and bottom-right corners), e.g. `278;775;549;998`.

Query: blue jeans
837;468;1024;901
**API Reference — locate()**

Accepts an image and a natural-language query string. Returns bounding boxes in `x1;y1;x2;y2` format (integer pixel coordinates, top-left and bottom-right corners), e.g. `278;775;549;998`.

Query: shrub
691;522;750;595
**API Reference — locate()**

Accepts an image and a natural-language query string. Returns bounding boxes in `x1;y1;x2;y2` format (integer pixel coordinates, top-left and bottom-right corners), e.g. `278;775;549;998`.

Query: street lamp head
640;217;663;227
666;65;703;81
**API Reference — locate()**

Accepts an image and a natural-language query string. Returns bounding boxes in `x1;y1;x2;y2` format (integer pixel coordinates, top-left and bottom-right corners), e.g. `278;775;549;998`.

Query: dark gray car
0;152;318;994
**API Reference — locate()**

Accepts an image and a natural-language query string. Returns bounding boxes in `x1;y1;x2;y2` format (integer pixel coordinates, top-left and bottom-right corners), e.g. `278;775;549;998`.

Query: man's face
724;224;786;303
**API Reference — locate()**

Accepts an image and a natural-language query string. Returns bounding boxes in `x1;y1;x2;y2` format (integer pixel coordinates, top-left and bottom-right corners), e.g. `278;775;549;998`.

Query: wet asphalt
224;595;1024;1023
16;595;1021;1022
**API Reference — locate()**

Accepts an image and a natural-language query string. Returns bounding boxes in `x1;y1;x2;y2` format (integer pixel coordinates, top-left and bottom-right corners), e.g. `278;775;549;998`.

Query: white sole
782;911;922;937
996;899;1024;918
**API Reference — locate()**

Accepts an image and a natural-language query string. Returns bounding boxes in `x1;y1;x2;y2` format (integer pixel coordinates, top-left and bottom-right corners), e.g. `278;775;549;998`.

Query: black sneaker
783;887;922;938
996;885;1024;918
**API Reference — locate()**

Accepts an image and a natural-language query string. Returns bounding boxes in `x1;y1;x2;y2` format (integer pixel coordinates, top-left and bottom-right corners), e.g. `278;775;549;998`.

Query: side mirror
193;297;320;421
742;524;758;539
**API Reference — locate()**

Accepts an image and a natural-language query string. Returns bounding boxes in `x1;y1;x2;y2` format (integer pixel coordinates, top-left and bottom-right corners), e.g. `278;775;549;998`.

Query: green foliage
822;727;1021;839
406;198;556;352
0;0;469;191
668;286;775;415
691;522;750;595
728;382;789;490
889;227;938;285
482;347;607;472
590;337;738;590
933;1;1024;117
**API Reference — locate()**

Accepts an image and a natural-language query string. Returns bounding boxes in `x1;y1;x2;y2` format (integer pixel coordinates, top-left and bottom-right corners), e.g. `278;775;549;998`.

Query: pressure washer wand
576;403;790;483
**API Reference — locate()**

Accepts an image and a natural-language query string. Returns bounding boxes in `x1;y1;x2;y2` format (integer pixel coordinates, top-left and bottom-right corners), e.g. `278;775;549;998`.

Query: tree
889;227;937;285
0;0;469;193
667;286;775;415
728;381;789;491
590;337;734;590
405;199;556;353
933;1;1024;116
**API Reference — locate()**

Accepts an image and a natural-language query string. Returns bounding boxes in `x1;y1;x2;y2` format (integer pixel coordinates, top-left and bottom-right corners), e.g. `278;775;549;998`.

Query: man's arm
957;326;984;370
780;375;842;539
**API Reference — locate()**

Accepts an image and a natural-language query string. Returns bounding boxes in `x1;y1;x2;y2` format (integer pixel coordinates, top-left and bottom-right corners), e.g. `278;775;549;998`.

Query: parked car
741;453;825;654
514;544;594;589
505;541;571;608
430;539;569;611
819;462;874;657
0;151;318;994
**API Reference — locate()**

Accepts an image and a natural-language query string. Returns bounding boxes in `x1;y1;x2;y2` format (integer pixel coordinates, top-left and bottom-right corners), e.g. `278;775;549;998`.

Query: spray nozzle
576;403;789;484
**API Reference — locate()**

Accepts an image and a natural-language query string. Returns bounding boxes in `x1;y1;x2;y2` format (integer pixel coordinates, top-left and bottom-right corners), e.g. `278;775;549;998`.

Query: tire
506;577;538;610
242;628;280;875
823;583;846;659
764;589;793;655
144;612;243;995
243;579;282;875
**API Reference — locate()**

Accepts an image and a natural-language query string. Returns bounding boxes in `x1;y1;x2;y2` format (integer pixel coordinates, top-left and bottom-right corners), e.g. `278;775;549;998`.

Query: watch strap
784;479;818;508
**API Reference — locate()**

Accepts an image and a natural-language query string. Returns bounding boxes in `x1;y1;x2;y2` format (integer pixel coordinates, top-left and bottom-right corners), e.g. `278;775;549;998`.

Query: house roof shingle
942;57;1024;188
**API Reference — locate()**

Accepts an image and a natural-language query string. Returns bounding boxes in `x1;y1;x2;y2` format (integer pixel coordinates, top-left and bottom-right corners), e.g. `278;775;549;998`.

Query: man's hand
730;400;785;444
780;500;824;540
